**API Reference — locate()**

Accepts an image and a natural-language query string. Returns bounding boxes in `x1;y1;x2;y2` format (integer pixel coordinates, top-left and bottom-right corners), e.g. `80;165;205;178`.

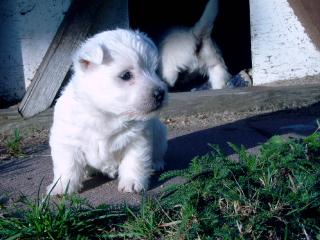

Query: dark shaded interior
129;0;252;91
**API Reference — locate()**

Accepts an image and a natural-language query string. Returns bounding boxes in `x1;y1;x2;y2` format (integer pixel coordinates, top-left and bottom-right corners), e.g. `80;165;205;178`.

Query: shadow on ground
0;102;319;206
158;101;319;186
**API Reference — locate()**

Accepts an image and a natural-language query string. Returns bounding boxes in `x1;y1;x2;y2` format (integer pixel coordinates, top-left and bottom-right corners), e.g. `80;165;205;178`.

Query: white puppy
47;29;167;195
159;0;231;89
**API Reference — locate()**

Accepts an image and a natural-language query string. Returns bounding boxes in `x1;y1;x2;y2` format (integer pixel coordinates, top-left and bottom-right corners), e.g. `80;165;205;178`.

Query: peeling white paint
0;0;71;102
18;0;71;86
250;0;320;85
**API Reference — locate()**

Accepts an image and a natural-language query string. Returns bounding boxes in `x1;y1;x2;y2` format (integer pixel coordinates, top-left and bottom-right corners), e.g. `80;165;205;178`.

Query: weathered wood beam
161;84;320;118
2;84;320;134
18;0;103;118
18;0;129;118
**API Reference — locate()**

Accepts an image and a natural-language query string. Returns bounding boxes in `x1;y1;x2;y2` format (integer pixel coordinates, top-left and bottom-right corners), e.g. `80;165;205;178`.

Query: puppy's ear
74;43;112;71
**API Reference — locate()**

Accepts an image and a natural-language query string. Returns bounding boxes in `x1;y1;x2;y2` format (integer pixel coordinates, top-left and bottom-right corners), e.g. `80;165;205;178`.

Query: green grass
157;132;320;239
0;191;129;239
5;128;23;157
0;129;319;239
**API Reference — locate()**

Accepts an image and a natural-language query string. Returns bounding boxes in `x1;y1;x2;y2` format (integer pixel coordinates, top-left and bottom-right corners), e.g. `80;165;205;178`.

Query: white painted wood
18;0;71;87
19;0;129;118
250;0;320;85
0;0;71;103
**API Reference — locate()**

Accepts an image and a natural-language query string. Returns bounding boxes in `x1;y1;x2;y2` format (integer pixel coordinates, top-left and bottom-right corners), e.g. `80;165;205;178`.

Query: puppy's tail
192;0;219;38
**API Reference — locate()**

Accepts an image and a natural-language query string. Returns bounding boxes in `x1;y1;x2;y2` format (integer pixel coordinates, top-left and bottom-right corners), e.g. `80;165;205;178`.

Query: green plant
5;128;23;157
157;132;320;239
0;191;130;239
1;130;319;239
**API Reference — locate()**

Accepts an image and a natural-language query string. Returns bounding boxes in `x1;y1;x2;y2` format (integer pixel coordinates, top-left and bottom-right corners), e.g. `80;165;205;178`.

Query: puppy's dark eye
120;71;132;81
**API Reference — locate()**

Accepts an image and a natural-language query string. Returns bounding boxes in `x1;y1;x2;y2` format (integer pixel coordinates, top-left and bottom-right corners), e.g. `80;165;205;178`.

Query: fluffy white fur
159;0;231;89
47;29;168;195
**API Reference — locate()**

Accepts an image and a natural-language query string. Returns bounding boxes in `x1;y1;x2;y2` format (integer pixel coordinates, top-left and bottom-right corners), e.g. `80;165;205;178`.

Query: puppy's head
73;29;167;120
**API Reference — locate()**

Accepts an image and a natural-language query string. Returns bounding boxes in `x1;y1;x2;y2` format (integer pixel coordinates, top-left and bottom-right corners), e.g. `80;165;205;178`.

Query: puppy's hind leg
47;145;86;195
208;64;231;89
161;65;179;87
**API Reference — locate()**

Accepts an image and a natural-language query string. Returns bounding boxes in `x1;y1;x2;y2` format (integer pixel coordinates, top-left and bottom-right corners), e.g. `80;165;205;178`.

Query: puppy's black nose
153;88;165;104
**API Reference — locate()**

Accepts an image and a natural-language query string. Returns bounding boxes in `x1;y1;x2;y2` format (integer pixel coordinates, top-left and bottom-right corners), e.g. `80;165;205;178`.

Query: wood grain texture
18;0;104;118
162;84;320;119
3;83;320;134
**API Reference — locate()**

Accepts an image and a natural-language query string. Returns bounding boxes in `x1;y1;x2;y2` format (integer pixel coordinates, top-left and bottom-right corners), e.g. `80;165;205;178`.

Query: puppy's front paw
47;183;64;196
118;178;147;193
47;182;71;196
46;179;81;195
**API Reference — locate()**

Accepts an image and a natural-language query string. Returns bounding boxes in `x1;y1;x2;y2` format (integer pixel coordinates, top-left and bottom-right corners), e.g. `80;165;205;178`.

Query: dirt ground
0;76;319;206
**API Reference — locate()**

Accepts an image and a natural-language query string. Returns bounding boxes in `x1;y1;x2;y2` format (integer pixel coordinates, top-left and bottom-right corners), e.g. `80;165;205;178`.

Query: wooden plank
3;82;320;134
18;0;105;118
19;0;129;118
162;83;320;119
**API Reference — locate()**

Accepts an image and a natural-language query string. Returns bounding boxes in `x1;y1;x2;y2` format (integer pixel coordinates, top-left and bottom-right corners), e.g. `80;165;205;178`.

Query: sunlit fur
159;0;231;89
47;29;167;194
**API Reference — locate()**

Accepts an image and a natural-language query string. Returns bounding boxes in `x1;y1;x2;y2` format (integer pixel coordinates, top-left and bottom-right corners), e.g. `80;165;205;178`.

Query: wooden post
19;0;129;118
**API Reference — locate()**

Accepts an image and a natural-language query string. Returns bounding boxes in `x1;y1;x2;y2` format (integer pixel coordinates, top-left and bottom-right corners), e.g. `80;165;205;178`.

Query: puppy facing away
159;0;231;90
47;29;168;195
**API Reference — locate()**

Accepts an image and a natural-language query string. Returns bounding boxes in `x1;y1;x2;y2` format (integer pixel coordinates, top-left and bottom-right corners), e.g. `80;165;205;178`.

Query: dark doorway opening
129;0;252;90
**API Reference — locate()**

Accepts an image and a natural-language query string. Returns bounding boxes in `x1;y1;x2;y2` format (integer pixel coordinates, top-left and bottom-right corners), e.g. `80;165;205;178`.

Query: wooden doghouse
0;0;319;117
